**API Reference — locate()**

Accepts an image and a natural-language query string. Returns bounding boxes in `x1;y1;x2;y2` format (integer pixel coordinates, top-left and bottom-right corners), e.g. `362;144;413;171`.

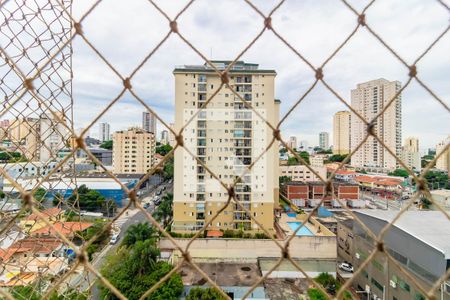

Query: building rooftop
31;222;93;237
174;60;276;74
355;210;450;258
430;189;450;196
25;207;62;221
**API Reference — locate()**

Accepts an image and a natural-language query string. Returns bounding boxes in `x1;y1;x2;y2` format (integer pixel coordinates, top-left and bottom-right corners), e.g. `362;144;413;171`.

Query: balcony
234;141;252;147
196;194;205;201
197;148;206;156
197;139;206;147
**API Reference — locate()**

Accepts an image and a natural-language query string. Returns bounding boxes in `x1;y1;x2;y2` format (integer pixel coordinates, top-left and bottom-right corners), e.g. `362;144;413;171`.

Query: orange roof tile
25;207;62;221
32;222;92;237
206;230;223;237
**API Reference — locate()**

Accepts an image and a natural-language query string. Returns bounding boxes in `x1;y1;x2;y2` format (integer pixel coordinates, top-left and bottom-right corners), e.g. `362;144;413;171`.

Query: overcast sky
68;0;448;150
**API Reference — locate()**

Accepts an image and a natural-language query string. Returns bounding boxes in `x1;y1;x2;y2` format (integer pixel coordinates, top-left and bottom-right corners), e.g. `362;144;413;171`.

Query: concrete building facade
288;136;297;150
319;132;329;150
351;211;450;300
142;111;156;134
333;111;351;155
350;79;402;170
436;135;450;172
98;122;110;142
112;127;155;174
280;165;327;182
401;137;421;171
172;61;279;233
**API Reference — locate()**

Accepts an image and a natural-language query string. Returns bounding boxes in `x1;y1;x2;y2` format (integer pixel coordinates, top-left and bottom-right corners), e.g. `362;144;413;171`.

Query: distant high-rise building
333;111;351;155
350;79;402;170
401;137;420;171
112;127;155;174
168;123;176;147
288;136;297;150
39;111;70;163
172;60;280;233
9;117;40;160
98;122;110;142
160;130;169;145
319;132;329;150
435;136;450;172
142;111;156;134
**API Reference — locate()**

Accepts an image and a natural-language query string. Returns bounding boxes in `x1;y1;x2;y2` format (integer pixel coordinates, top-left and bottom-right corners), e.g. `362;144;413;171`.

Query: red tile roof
0;238;64;261
32;222;92;237
25;207;62;221
206;230;223;237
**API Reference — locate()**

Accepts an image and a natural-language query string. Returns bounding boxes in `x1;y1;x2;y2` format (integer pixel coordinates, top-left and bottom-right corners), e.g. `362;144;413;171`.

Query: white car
338;262;354;273
110;235;119;245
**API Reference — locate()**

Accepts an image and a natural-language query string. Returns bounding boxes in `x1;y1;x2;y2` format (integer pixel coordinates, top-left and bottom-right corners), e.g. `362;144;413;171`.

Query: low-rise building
351;210;450;300
19;207;64;233
279;165;326;182
429;189;450;210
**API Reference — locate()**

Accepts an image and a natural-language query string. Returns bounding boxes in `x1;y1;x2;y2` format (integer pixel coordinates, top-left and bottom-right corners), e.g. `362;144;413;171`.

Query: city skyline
67;0;449;150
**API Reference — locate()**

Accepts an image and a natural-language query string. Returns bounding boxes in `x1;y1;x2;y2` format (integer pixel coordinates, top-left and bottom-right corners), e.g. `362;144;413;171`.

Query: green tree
155;144;173;156
33;187;47;203
78;219;111;260
122;222;157;247
0;151;27;162
163;157;174;180
328;154;348;163
307;288;327;300
153;193;173;228
288;151;310;165
67;184;107;211
100;140;113;150
52;192;64;207
100;237;183;299
388;169;410;178
279;147;287;154
0;190;5;199
279;176;291;186
423;170;449;189
186;287;227;300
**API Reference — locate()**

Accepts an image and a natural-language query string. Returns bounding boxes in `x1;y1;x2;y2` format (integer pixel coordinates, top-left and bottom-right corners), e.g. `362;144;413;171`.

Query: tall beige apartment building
435;135;450;172
350;79;402;170
172;61;280;233
112;127;155;174
333;111;351;155
401;137;420;170
8;112;70;162
319;132;329;149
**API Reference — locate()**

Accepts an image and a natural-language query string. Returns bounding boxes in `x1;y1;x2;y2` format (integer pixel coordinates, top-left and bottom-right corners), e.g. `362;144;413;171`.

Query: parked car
110;235;119;245
338;262;353;273
156;190;162;196
143;203;150;209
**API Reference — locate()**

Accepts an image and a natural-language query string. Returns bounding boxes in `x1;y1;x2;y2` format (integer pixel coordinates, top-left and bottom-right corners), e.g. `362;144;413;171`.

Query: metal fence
0;0;449;299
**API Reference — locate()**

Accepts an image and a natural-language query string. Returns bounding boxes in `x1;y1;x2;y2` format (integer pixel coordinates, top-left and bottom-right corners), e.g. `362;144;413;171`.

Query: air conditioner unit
390;280;397;288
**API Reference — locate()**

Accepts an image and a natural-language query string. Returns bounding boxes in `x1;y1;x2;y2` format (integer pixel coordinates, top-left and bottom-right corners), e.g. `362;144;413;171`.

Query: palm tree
153;193;173;228
121;222;157;247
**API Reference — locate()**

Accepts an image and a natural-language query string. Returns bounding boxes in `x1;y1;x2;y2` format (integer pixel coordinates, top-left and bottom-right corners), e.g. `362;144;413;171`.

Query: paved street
62;179;173;296
361;191;416;211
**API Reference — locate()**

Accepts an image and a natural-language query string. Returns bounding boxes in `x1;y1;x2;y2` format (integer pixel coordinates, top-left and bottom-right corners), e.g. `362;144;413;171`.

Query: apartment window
371;278;384;292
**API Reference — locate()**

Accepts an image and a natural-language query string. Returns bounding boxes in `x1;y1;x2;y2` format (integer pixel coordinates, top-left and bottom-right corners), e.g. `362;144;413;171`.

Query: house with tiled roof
31;222;93;239
19;207;64;233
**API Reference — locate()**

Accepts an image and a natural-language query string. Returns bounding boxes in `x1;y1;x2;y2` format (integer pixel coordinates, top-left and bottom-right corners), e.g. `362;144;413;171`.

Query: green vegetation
423;170;449;189
100;140;113;150
312;272;353;299
287;151;310;165
279;147;287;154
186;287;226;300
67;185;116;214
11;285;87;300
388;168;410;178
279;176;291;186
221;230;270;239
153;193;173;228
33;188;47;203
52;192;64;207
0;151;27;162
163;157;174;180
327;154;348;163
155;144;173;156
121;222;157;247
307;288;327;300
99;224;183;300
316;148;332;154
78;219;111;260
0;190;5;199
